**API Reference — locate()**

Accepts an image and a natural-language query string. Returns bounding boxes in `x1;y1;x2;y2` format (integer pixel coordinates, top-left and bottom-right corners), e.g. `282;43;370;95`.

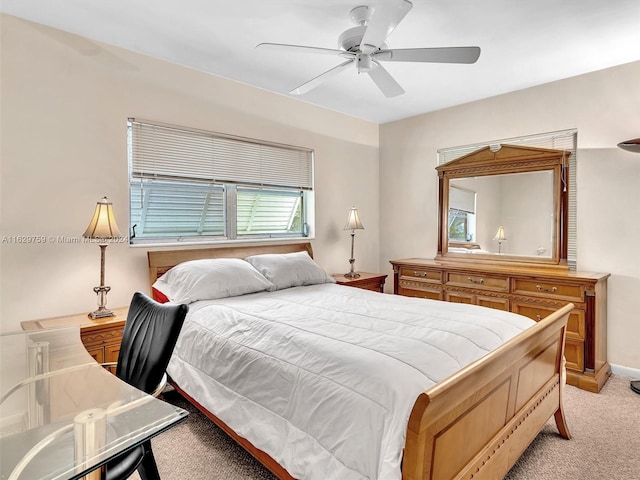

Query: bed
147;242;573;480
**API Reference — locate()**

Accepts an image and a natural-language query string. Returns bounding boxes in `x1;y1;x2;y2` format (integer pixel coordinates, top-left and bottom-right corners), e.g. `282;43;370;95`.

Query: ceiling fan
256;0;481;98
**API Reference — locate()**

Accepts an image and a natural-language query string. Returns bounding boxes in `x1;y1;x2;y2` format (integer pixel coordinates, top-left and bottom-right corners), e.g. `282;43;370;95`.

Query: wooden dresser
390;258;610;393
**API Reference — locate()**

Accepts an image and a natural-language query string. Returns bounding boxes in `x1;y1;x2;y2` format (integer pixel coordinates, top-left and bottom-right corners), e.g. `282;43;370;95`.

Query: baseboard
610;364;640;379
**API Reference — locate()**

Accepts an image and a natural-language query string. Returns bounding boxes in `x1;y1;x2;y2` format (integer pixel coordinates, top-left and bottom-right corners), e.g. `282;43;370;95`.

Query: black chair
104;291;188;480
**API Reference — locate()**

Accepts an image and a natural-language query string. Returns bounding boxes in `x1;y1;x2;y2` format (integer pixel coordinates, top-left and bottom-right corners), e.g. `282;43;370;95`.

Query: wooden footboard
402;303;573;480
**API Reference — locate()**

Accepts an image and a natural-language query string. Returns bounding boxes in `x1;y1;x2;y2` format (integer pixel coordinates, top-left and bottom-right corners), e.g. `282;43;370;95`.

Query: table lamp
494;225;507;253
83;196;122;319
344;207;364;278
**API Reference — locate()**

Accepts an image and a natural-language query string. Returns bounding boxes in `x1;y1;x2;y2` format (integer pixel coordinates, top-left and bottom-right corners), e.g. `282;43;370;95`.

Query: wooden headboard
147;242;313;291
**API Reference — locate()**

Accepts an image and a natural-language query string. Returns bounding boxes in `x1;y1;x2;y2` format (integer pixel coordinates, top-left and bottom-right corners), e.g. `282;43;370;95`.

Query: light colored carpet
149;374;639;479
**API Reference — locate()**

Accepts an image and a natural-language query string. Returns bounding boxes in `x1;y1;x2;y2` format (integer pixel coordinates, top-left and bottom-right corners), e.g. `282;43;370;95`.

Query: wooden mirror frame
435;144;570;270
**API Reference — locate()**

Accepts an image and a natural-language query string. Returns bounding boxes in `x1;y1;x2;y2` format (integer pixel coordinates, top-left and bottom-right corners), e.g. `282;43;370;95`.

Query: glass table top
0;326;188;480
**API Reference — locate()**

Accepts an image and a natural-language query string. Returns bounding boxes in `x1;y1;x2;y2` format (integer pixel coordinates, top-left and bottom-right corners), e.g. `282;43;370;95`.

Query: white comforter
167;283;534;480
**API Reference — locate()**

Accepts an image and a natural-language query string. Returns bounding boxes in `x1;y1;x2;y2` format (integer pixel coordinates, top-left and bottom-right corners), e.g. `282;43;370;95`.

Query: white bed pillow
152;258;274;304
244;251;335;291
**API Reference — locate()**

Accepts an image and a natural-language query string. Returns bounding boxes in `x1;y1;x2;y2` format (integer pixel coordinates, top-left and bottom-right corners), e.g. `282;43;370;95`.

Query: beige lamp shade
494;226;507;241
344;207;364;231
83;197;122;239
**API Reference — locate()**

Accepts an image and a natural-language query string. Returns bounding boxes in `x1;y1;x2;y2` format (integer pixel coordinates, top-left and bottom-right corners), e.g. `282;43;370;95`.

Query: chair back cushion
116;292;188;394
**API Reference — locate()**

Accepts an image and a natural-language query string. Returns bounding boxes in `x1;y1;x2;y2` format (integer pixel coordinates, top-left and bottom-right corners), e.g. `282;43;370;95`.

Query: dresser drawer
399;267;442;283
476;295;510;311
512;302;585;340
564;339;585;372
445;272;509;292
512;279;584;302
399;286;443;301
445;290;475;304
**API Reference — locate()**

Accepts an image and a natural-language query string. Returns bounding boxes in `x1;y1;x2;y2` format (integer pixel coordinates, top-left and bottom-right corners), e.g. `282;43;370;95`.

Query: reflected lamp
494;225;507;254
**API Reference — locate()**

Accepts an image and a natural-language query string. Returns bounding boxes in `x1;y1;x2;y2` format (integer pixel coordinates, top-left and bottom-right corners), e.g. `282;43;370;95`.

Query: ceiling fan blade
290;59;354;95
360;0;413;54
256;43;354;58
368;61;405;98
375;46;481;64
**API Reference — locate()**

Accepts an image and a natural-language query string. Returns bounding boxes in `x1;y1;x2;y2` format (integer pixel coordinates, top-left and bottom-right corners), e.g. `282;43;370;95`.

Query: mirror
448;171;554;257
436;144;570;268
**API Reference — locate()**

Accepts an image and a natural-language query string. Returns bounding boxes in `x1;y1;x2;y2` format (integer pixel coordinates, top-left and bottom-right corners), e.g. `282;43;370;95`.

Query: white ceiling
3;0;640;124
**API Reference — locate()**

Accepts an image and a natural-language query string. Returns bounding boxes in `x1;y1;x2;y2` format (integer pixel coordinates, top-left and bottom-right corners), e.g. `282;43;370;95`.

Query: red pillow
152;287;170;304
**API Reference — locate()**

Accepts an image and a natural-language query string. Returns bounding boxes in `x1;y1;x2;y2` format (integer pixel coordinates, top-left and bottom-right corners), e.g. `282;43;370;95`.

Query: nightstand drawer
332;273;387;293
81;324;124;350
350;278;386;292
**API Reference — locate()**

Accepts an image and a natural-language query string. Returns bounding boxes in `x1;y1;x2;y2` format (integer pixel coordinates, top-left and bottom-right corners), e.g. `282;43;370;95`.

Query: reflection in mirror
449;171;554;257
448;186;476;243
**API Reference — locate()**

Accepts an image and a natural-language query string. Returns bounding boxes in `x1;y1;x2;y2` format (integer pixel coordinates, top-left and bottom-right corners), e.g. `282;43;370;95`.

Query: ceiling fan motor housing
338;25;367;52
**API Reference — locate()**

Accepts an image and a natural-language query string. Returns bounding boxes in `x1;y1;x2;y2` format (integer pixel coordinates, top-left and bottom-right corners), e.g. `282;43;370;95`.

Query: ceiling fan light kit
256;0;481;98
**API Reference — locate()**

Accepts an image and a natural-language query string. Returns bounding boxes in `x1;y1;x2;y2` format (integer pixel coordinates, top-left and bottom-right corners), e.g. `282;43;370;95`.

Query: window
128;119;314;245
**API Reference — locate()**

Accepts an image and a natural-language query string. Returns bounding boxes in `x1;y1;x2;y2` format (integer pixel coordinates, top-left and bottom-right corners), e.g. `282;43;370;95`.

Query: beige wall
380;61;640;372
2;14;639;374
0;15;380;330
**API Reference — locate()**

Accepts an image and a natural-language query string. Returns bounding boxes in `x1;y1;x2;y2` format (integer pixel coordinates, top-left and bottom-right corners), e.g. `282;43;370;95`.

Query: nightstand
21;307;128;374
332;272;387;293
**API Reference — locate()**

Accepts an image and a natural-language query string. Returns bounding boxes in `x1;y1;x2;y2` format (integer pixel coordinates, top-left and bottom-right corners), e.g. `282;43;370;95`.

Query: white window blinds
449;186;476;213
129;119;313;189
128;119;314;245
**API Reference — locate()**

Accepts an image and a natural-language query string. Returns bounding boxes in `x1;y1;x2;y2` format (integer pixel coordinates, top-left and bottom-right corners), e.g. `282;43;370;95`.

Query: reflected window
449;209;471;241
448;186;476;242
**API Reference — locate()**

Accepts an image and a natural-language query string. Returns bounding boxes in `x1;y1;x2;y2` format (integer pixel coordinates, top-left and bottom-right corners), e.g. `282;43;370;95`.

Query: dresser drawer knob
467;277;484;284
413;271;427;277
536;315;542;321
536;284;558;293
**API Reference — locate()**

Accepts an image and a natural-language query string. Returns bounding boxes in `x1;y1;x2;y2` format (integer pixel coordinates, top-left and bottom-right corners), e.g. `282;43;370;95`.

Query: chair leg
137;441;161;480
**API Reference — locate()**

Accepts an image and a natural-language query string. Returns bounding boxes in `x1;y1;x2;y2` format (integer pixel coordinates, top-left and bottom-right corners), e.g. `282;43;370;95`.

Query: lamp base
88;308;114;320
344;271;360;279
